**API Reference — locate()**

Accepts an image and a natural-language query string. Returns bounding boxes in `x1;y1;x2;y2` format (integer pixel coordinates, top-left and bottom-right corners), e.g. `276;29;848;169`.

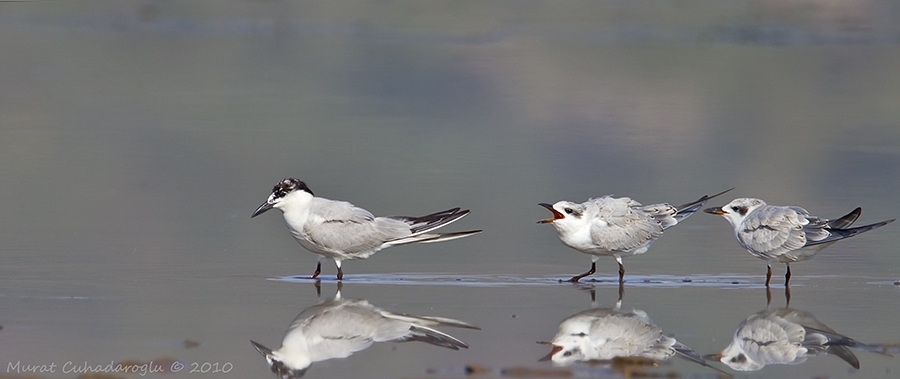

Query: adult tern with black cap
252;178;481;280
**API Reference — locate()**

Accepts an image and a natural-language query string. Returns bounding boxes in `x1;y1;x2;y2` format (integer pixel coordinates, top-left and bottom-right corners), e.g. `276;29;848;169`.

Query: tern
251;289;478;378
704;198;894;286
539;188;733;282
705;307;888;371
252;178;481;280
537;297;731;377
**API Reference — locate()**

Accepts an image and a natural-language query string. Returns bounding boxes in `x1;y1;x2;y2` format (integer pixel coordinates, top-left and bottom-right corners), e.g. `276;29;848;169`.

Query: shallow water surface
2;1;900;379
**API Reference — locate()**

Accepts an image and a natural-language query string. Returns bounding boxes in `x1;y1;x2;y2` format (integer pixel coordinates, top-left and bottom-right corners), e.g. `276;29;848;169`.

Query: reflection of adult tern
706;307;887;371
538;295;729;376
704;198;894;286
251;289;479;379
539;188;732;282
251;178;481;280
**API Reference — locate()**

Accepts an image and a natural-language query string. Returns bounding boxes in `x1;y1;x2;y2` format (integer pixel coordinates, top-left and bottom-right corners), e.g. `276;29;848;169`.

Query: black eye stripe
730;205;748;216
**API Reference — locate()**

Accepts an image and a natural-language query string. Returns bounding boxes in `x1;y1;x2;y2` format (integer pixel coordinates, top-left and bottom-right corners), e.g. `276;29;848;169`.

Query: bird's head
252;178;315;218
538;201;588;230
251;340;310;379
704;343;764;371
537;340;586;364
704;198;767;229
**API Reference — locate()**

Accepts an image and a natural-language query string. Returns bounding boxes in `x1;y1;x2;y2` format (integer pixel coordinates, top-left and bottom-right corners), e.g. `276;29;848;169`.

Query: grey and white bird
705;307;885;371
538;307;727;375
251;290;479;379
704;198;894;286
539;188;733;282
252;178;481;280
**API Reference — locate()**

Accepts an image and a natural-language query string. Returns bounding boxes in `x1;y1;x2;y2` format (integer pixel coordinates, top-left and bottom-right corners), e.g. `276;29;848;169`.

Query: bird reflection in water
706;288;891;372
251;283;480;378
539;284;730;377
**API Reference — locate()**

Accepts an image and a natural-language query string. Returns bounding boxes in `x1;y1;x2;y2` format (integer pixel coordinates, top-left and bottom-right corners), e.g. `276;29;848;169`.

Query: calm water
2;1;900;378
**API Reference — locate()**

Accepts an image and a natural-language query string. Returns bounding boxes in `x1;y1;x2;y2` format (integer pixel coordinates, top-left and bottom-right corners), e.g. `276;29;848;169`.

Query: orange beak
536;341;563;361
703;206;726;215
538;203;564;224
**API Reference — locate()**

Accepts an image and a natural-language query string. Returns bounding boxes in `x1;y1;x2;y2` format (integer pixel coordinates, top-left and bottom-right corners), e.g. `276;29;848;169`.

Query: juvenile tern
251;289;479;378
252;178;481;280
538;306;729;376
539;188;733;282
704;198;894;286
705;307;887;371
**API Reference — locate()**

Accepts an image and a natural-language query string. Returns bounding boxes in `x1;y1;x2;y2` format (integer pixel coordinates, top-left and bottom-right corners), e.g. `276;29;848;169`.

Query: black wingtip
675;187;735;214
706;187;736;201
827;207;862;229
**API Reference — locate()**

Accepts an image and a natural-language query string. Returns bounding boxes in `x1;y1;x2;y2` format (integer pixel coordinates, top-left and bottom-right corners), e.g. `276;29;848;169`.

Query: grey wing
304;200;402;255
286;300;382;361
737;206;810;259
589;311;664;359
737;312;807;365
304;221;389;255
589;198;665;252
309;198;376;222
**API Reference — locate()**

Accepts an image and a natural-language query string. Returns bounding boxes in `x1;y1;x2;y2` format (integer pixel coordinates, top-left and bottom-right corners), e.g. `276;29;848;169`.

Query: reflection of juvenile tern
539;188;733;282
539;307;729;376
252;178;481;280
704;198;894;286
705;307;888;371
251;290;479;379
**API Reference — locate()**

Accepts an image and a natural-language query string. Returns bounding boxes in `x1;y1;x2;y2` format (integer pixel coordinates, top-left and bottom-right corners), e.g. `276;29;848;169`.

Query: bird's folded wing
591;212;664;252
737;206;810;258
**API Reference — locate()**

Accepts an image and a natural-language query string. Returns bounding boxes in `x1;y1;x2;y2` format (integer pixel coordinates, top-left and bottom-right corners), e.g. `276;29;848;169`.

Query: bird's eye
564;208;574;214
731;206;740;212
563;351;573;357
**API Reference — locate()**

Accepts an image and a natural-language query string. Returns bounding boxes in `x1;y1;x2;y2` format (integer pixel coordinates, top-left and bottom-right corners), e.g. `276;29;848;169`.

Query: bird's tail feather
385;230;482;247
673;187;735;222
412;315;482;330
405;325;470;350
386;312;481;330
388;208;472;235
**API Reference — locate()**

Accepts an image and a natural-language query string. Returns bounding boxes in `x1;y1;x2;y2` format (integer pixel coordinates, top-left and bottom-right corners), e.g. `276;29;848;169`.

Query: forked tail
385;207;482;246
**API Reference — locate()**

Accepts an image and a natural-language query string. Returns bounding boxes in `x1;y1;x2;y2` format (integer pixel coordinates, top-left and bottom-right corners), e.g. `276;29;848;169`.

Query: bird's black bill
252;201;274;218
250;340;272;357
